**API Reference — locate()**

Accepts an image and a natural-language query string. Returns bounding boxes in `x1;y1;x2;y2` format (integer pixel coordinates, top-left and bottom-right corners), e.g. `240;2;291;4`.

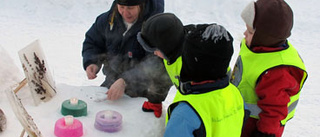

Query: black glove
252;129;275;137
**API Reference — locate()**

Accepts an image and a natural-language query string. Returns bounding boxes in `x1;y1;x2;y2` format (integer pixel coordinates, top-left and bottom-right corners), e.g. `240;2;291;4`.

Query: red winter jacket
241;45;305;137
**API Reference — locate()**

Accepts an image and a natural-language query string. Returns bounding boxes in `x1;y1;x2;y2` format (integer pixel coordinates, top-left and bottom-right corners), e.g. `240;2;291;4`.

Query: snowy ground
0;0;319;136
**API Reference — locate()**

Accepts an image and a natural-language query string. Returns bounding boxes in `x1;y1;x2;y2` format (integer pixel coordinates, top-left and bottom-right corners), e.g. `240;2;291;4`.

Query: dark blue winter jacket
82;0;164;73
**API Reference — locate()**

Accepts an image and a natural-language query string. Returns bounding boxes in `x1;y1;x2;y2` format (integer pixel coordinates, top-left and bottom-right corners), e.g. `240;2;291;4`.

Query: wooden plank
14;78;27;93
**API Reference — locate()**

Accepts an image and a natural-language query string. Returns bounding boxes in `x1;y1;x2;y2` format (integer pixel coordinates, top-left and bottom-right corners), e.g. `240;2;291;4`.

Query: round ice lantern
94;110;122;132
61;98;87;117
54;115;83;137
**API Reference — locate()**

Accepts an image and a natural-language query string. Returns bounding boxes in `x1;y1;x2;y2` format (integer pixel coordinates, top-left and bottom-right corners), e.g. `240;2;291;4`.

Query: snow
0;0;319;136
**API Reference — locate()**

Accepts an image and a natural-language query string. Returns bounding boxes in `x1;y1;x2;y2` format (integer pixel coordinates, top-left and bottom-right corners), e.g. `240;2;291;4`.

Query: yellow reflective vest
231;39;308;125
164;57;244;137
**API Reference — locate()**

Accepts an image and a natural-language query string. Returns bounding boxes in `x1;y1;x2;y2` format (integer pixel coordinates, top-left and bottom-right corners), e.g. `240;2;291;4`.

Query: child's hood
241;0;293;47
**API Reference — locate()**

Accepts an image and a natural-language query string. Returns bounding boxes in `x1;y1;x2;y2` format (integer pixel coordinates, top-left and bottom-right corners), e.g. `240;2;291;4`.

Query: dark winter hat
180;24;234;82
137;13;184;63
115;0;144;6
241;0;293;47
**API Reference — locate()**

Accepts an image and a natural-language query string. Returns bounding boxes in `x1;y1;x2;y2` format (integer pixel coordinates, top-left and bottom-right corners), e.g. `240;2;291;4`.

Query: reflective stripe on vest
246;98;299;119
167;84;244;137
231;39;308;125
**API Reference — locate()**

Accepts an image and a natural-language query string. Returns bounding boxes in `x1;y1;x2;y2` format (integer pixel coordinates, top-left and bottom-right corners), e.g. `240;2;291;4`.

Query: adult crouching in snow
82;0;171;118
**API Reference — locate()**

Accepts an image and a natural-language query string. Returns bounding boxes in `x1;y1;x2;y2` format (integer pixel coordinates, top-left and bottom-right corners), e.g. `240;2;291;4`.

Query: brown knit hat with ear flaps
251;0;293;47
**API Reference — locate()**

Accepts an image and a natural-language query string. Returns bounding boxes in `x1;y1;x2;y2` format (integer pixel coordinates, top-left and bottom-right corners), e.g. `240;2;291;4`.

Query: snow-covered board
5;87;43;137
18;40;56;105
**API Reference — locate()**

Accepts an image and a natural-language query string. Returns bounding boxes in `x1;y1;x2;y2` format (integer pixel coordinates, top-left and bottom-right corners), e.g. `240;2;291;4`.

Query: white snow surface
0;0;319;136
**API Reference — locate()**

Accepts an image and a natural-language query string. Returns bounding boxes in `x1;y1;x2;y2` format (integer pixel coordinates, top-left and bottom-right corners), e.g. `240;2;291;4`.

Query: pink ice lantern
94;110;122;132
54;115;83;137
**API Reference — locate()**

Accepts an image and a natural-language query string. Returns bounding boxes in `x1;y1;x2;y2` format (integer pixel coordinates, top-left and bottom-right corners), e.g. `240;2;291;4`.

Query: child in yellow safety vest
231;0;308;137
138;13;245;137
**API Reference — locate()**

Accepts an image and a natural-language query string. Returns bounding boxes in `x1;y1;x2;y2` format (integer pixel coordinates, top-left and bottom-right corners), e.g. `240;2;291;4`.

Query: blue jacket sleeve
82;12;109;70
164;102;201;137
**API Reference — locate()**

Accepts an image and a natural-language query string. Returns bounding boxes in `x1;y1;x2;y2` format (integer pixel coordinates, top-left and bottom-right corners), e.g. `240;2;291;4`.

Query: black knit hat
137;13;185;64
180;24;234;82
115;0;145;6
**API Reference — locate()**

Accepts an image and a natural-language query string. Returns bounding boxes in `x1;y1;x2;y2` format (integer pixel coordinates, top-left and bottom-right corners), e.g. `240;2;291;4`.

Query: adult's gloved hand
107;78;126;101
